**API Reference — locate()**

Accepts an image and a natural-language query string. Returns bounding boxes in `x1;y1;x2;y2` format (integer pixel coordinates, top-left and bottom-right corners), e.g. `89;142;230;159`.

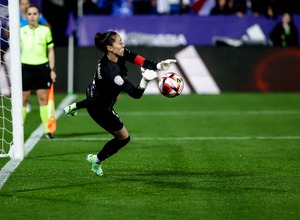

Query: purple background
77;15;300;46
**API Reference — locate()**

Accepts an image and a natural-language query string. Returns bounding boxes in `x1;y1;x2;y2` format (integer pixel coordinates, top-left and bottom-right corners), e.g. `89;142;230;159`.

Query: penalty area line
0;94;77;190
49;136;300;141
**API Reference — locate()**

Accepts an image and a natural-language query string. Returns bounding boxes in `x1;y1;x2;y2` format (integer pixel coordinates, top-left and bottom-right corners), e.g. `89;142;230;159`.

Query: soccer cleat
45;132;54;139
63;103;78;116
86;154;103;176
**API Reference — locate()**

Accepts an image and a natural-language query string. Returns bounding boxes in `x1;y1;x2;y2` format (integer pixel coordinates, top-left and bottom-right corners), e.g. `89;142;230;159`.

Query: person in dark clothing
210;0;234;15
269;12;299;47
64;31;176;176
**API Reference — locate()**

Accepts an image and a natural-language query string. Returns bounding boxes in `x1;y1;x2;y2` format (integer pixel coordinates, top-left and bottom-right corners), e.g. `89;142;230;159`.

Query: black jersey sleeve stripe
47;41;54;46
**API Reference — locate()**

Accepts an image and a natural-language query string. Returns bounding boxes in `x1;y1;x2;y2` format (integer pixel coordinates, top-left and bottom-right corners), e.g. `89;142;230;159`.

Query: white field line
1;105;299;189
0;95;77;190
76;110;300;116
48;136;300;141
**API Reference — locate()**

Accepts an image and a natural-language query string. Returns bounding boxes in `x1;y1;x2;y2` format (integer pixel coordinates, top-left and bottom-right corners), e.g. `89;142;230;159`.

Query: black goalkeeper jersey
86;48;158;109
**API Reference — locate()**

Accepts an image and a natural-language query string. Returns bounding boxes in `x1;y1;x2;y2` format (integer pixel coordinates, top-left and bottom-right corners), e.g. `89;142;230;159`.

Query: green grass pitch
0;93;299;220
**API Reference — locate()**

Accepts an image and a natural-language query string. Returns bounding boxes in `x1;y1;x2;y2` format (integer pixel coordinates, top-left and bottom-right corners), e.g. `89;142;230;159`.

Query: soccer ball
158;72;184;98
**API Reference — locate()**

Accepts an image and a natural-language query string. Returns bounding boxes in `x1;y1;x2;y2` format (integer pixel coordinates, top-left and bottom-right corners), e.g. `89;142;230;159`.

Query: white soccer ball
158;72;184;98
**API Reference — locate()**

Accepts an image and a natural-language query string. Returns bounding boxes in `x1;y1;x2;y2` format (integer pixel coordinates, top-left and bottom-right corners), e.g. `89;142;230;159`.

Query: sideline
0;94;77;189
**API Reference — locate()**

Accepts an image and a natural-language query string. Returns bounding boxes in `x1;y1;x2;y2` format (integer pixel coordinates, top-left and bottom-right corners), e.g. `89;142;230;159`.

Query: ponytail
94;31;118;52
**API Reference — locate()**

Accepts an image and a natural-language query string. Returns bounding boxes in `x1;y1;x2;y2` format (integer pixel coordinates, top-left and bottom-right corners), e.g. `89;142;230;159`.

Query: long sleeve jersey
86;48;159;109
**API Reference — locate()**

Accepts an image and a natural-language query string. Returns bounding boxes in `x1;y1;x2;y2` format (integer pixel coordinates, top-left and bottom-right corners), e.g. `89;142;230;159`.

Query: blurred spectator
82;0;114;15
150;0;157;14
210;0;234;15
249;0;300;19
251;0;267;17
269;12;299;47
112;0;132;16
233;0;280;18
264;0;279;19
251;0;278;18
180;0;192;14
169;0;180;14
155;0;191;15
156;0;170;14
83;0;113;15
132;0;152;14
232;0;248;17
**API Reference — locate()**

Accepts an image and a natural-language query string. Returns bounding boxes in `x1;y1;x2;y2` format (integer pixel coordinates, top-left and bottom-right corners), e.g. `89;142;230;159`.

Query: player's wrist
50;67;56;72
139;78;147;89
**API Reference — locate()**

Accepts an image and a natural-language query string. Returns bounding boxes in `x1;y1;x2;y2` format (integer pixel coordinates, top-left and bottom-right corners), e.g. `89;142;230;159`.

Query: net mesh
0;3;12;157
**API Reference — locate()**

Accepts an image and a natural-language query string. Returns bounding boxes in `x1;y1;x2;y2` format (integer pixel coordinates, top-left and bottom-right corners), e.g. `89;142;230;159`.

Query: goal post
9;0;24;159
0;0;24;159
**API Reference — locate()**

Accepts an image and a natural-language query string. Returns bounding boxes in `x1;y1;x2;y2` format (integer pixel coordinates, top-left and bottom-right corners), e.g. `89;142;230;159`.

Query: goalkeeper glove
156;59;177;71
139;68;158;89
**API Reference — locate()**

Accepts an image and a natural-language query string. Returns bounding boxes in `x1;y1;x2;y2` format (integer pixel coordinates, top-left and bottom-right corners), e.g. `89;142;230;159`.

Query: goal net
0;0;24;159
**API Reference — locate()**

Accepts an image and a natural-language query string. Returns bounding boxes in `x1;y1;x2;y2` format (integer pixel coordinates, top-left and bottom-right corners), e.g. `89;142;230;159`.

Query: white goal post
0;0;24;159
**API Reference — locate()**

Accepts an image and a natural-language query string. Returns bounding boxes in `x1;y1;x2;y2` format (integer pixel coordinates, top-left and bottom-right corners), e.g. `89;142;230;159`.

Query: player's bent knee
118;136;130;148
122;136;130;146
112;136;130;153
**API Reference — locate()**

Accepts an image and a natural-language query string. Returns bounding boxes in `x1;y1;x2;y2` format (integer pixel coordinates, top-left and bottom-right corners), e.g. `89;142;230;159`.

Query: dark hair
26;4;40;13
94;31;118;52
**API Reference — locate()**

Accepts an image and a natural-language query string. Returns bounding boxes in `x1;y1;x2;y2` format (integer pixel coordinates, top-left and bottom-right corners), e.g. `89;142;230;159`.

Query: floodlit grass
0;93;299;220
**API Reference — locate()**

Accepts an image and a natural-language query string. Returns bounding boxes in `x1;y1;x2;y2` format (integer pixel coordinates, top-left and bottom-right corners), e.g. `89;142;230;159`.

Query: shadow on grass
114;170;290;193
53;131;107;138
1;169;289;197
26;151;90;159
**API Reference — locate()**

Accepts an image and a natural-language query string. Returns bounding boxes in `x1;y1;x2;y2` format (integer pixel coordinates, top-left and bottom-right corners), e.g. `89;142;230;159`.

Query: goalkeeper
64;51;176;116
65;31;176;176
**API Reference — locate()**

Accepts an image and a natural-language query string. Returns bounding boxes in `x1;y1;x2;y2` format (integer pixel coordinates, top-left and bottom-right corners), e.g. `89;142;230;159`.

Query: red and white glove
139;68;158;89
156;59;177;71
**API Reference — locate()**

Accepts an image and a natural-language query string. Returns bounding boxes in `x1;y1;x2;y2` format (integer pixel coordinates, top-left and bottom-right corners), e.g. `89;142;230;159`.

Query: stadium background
54;46;300;93
1;0;300;93
33;1;300;93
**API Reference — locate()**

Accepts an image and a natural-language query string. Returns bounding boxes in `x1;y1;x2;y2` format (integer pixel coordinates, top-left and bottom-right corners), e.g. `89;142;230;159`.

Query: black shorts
86;100;123;133
22;63;52;91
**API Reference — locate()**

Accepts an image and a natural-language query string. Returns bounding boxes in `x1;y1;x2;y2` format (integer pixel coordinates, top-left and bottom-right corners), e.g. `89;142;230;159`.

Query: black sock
97;136;130;161
76;99;87;109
